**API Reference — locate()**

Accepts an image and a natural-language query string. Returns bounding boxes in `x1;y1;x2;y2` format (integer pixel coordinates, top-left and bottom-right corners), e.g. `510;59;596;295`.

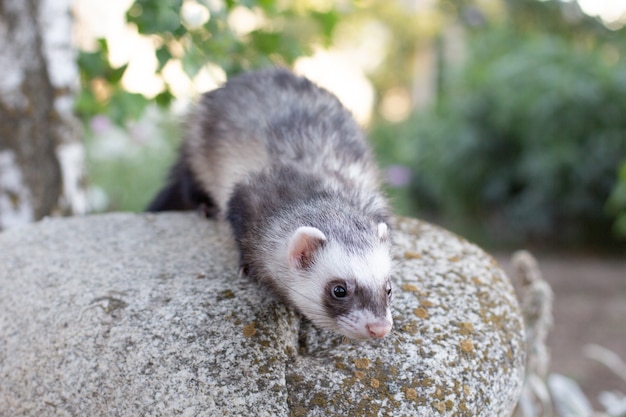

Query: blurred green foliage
372;27;626;247
77;0;343;125
84;110;182;212
77;39;150;125
608;161;626;237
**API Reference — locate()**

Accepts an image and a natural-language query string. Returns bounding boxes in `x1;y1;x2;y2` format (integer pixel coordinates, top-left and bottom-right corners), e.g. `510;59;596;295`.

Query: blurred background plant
512;251;626;417
75;0;626;249
373;27;626;248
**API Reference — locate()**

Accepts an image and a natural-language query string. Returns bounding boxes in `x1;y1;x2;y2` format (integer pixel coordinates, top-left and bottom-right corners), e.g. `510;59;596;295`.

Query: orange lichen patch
402;283;419;292
460;339;474;352
420;300;434;308
448;256;461;262
463;384;470;396
354;370;365;379
414;307;428;318
370;378;380;389
458;322;474;335
434;401;447;413
242;322;257;338
404;251;422;259
354;358;370;369
402;321;419;335
308;393;326;408
471;277;482;285
405;388;418;400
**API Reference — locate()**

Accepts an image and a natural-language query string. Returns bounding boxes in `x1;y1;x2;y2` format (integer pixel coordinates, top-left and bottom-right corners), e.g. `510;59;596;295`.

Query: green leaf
248;30;305;64
75;89;104;120
613;213;626;238
155;45;173;72
108;90;150;125
311;10;340;45
181;43;206;78
256;0;276;13
155;89;175;108
77;38;128;85
78;50;107;78
108;63;129;84
126;0;183;34
96;38;109;54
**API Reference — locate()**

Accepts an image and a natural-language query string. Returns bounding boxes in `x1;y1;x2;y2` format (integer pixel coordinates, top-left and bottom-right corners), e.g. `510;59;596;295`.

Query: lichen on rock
0;213;525;416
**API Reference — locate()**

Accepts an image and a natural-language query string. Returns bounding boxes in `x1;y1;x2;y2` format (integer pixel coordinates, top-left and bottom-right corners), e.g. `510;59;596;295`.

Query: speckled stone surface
0;213;525;416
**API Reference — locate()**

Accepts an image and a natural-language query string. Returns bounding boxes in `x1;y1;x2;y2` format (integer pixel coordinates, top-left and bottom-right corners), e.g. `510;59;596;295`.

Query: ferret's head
285;223;393;340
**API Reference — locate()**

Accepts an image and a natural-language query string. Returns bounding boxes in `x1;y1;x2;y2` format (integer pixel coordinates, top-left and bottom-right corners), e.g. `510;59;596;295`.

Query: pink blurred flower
385;165;412;187
90;115;112;134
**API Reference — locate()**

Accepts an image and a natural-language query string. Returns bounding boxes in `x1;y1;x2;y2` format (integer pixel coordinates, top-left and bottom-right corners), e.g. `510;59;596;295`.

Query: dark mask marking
322;279;388;319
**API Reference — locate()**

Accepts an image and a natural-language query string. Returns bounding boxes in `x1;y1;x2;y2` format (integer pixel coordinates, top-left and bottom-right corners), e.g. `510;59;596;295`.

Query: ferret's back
184;69;380;212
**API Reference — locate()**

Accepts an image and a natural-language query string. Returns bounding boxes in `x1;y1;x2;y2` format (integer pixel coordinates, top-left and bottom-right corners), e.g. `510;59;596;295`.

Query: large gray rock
0;213;524;416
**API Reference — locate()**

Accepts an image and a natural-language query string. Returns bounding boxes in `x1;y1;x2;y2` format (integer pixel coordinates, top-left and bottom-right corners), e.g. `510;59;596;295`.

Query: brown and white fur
148;68;393;340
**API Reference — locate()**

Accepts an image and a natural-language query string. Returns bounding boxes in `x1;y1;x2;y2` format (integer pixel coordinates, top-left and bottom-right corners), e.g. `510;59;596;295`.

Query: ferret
148;68;393;340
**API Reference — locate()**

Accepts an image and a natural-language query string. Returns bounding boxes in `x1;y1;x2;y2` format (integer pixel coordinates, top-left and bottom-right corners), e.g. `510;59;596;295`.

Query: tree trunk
0;0;86;230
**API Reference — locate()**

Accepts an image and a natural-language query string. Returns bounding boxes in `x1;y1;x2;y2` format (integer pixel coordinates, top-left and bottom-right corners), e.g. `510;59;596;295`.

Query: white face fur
286;224;393;340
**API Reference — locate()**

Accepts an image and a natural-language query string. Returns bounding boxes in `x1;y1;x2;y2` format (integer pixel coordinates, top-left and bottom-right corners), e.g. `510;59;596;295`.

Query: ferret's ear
377;222;389;242
288;226;327;270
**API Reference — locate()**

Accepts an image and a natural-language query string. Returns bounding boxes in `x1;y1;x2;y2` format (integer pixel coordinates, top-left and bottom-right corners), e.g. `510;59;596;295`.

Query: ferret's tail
146;157;215;215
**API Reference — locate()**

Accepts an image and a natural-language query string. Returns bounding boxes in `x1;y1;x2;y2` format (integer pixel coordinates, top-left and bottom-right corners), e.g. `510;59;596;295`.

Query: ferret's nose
367;321;392;338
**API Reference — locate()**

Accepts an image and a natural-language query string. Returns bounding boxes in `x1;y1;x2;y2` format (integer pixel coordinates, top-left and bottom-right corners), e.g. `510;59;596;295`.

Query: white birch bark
0;0;87;230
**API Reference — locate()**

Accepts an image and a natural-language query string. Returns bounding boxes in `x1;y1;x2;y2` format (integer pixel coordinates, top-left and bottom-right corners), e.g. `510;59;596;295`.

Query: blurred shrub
607;160;626;238
372;29;626;247
85;107;181;212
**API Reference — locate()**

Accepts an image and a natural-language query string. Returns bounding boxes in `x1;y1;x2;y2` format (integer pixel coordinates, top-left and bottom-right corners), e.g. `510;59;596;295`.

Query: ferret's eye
386;282;392;297
332;285;347;299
